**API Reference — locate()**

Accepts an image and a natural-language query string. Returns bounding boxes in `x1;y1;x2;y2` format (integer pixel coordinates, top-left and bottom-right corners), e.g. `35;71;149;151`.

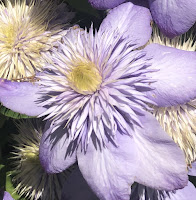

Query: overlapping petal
88;0;126;9
0;79;46;116
39;123;77;173
77;133;137;200
149;0;196;38
99;2;152;48
144;44;196;107
134;112;187;190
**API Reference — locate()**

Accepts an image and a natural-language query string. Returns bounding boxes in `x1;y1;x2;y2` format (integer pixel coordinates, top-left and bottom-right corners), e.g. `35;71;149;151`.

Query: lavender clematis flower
89;0;196;38
130;181;196;200
1;2;196;199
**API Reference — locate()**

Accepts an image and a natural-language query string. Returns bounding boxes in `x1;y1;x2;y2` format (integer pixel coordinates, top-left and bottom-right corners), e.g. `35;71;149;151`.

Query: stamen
67;63;102;95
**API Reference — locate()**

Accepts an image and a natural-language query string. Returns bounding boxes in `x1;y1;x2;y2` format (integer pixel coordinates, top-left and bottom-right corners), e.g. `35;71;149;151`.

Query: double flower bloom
1;0;196;199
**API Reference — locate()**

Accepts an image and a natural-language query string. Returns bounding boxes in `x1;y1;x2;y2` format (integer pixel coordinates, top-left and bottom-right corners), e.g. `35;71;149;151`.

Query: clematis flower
148;25;196;165
11;119;75;200
1;2;196;199
88;0;196;38
130;181;196;200
0;0;74;81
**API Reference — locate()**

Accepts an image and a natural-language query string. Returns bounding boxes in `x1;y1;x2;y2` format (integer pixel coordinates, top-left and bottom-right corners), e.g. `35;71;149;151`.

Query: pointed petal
61;166;99;200
131;181;196;200
77;133;138;200
99;2;152;48
0;79;46;116
88;0;126;9
134;112;188;190
188;161;196;176
149;0;196;38
39;122;77;173
144;44;196;107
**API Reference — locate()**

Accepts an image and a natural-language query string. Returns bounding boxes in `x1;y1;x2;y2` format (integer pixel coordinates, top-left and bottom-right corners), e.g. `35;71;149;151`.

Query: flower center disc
68;63;102;95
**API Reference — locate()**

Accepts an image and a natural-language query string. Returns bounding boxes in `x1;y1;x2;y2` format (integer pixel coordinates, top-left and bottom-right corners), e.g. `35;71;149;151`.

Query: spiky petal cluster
0;0;68;81
11;120;75;200
38;27;155;149
149;25;196;164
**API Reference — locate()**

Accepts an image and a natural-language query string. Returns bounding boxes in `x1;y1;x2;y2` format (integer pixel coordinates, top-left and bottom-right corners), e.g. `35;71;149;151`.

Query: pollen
0;0;64;81
67;63;102;95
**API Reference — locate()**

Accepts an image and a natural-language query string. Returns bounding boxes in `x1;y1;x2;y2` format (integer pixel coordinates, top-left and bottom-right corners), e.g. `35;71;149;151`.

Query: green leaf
0;105;35;119
6;172;25;200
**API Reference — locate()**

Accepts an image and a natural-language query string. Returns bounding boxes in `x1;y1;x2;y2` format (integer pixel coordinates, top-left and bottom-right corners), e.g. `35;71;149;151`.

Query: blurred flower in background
88;0;196;38
0;0;74;81
11;119;75;200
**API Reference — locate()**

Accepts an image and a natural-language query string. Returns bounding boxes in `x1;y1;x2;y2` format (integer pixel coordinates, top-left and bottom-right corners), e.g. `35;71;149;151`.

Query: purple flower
89;0;196;38
1;2;196;199
130;181;196;200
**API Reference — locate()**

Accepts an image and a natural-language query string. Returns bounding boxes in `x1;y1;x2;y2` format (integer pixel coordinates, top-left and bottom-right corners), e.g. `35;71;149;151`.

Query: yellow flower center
67;63;102;94
22;145;40;164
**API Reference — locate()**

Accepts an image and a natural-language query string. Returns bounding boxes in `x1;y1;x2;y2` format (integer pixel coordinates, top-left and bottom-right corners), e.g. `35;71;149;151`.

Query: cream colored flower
0;0;72;81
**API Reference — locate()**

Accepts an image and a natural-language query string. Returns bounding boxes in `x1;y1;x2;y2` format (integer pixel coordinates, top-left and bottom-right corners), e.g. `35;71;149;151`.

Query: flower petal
61;166;99;200
99;2;152;48
2;191;14;200
39;122;77;173
88;0;126;9
144;44;196;107
0;79;46;116
77;133;138;200
131;181;196;200
188;161;196;176
134;112;188;190
165;181;196;200
148;0;196;38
